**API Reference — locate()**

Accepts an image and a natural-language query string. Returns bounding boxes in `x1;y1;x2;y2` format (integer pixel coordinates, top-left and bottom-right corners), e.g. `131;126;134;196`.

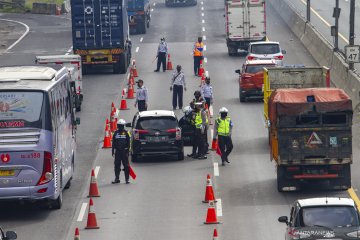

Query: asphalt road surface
0;1;360;239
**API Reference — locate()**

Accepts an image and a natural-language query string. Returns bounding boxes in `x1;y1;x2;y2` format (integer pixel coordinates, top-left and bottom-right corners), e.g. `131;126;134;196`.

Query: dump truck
70;0;132;74
264;67;353;192
225;0;266;56
127;0;151;34
35;54;83;111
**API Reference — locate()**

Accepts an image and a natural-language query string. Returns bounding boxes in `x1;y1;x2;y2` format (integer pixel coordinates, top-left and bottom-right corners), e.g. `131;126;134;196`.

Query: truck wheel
228;46;237;56
239;88;246;102
177;152;184;161
277;166;286;192
335;164;351;190
113;62;121;74
120;53;128;74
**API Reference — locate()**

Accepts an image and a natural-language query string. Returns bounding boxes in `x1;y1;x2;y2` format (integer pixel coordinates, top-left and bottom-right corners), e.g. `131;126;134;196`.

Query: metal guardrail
0;0;26;10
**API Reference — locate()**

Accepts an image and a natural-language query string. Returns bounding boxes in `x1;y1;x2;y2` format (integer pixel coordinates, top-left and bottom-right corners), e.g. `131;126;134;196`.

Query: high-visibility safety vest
216;117;231;136
195;111;203;128
194;42;204;57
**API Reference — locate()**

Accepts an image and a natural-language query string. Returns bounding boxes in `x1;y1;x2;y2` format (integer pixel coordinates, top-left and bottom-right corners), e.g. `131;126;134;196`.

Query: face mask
161;40;164;43
206;80;210;84
220;113;227;118
137;83;141;87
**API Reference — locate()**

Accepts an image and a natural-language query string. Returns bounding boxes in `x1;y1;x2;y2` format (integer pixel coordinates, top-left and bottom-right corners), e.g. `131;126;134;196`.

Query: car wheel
177;152;184;161
132;154;139;162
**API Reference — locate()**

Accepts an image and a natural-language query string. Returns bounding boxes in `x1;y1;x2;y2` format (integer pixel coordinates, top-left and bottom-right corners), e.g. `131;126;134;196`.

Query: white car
246;41;286;65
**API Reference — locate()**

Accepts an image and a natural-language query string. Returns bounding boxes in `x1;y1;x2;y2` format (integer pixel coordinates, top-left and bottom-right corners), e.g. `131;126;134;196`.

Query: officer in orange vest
193;37;204;76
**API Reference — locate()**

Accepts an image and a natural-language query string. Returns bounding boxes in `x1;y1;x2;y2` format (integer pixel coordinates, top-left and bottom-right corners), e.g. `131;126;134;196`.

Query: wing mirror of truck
125;123;132;128
282;50;287;54
5;231;17;240
235;69;241;74
278;216;288;225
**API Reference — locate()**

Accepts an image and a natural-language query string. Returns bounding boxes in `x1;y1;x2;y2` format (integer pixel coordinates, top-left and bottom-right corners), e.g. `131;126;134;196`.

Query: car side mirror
5;231;17;240
235;69;241;74
125;123;132;128
278;216;288;224
75;117;80;125
282;50;286;54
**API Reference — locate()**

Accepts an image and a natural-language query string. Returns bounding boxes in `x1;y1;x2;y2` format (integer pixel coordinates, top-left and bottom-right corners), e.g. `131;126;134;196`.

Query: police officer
193;36;204;76
135;79;149;112
187;102;207;159
154;37;168;72
213;107;233;166
190;90;205;109
112;119;130;184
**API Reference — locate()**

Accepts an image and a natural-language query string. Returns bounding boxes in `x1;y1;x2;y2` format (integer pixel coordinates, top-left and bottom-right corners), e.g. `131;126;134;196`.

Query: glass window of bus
0;91;44;129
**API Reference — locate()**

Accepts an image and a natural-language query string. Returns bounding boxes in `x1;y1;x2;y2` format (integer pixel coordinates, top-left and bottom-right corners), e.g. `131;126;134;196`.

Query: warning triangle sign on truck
307;132;322;145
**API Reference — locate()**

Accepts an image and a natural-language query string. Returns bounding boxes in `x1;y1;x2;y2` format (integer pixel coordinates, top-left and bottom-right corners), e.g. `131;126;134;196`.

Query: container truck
70;0;132;74
225;0;266;56
127;0;151;34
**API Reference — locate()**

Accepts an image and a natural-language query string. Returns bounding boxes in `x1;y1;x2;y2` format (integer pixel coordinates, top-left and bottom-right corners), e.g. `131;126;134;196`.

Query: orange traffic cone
85;198;100;229
204;200;220;224
119;89;129;110
198;59;204;77
111;102;116;113
102;123;112;148
203;174;216;203
74;228;80;240
128;71;135;85
213;229;218;240
211;138;218;151
127;84;135;99
131;60;138;77
88;169;100;197
167;54;173;70
110;111;116;132
104;118;109;132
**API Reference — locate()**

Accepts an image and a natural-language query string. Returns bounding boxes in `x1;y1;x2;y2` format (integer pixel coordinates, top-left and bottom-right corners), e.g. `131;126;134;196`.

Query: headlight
346;230;360;238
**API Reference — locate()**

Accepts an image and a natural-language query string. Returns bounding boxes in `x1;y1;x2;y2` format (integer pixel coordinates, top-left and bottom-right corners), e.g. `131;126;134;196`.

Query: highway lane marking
136;46;140;53
299;0;349;44
153;2;156;6
94;166;100;178
201;1;203;4
203;35;206;40
1;18;30;52
65;46;73;55
201;6;204;10
202;27;205;32
140;37;143;42
151;8;154;11
204;57;207;63
216;198;223;217
204;45;207;51
77;202;88;222
348;187;360;212
214;162;219;176
202;13;204;17
202;19;205;24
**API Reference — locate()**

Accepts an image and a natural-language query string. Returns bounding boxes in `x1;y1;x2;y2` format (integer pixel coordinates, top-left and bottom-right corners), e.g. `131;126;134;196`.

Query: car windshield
0;91;44;129
245;64;275;74
301;206;359;228
251;44;280;54
137;116;178;130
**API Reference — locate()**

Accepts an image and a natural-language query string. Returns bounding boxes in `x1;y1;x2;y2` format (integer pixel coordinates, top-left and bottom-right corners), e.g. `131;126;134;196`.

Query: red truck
235;59;276;102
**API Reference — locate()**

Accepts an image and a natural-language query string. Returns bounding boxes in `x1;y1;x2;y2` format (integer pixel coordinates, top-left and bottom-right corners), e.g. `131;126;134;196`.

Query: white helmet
182;106;192;113
117;119;126;125
219;107;228;113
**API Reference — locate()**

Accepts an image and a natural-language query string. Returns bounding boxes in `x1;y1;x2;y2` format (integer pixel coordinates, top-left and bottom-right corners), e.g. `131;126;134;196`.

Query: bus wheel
50;175;63;209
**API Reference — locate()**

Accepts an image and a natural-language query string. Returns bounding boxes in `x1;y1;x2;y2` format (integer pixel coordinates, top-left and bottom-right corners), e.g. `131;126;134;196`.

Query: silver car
246;41;286;65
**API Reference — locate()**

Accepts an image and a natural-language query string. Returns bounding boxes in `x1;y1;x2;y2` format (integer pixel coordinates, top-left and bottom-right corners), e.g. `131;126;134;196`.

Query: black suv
128;110;184;161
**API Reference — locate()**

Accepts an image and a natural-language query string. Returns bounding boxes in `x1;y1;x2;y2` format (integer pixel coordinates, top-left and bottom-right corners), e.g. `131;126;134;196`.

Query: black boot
112;179;120;184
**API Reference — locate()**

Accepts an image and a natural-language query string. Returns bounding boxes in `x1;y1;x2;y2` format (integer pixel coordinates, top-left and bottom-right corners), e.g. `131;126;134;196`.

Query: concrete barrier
268;0;360;111
32;2;57;14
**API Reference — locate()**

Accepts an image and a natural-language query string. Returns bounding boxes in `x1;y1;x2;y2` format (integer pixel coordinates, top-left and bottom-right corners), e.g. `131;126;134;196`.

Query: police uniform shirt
112;130;130;153
136;86;149;103
201;84;213;99
158;42;168;54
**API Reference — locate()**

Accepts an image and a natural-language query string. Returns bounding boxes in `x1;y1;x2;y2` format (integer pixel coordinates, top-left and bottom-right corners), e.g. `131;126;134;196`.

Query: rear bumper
240;88;263;98
132;141;183;157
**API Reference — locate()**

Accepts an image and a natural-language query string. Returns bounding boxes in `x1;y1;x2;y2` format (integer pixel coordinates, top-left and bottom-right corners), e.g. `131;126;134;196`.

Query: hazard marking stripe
77;202;88;222
216;198;223;217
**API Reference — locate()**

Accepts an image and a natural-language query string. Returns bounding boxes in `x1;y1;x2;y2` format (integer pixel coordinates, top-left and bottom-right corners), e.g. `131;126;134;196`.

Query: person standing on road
213;107;233;166
112;119;131;184
154;37;168;72
170;65;187;110
135;79;148;112
188;102;208;159
201;77;213;109
190;90;205;109
193;36;204;76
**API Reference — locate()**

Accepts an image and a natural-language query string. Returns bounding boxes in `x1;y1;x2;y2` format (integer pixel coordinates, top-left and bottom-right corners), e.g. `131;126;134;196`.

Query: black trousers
193;56;202;75
156;52;167;71
137;100;147;112
218;135;233;163
114;150;129;181
204;97;211;108
172;85;183;109
192;128;205;156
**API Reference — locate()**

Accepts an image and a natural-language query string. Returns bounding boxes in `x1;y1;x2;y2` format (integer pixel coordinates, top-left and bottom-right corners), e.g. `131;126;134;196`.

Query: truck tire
113;61;121;74
277;166;286;192
239;88;246;102
82;65;88;75
334;164;351;190
228;46;237;56
140;21;147;34
120;52;128;74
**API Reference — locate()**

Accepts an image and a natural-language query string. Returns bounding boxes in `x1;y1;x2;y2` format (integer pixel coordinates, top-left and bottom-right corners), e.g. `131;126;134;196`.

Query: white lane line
202;19;205;24
201;1;203;4
202;27;206;32
214;162;219;176
140;37;143;42
1;19;30;52
204;45;207;51
204;57;208;63
77;202;88;222
216;198;223;217
151;8;154;11
202;13;204;17
135;46;140;52
65;46;73;55
203;35;206;40
153;2;156;6
201;6;204;10
94;166;100;178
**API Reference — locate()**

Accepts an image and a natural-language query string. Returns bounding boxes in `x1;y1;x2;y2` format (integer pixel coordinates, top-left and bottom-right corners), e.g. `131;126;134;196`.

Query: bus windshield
0;91;44;129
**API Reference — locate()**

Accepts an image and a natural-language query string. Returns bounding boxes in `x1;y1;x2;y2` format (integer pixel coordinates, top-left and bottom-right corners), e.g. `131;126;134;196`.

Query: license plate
147;136;168;142
0;170;15;177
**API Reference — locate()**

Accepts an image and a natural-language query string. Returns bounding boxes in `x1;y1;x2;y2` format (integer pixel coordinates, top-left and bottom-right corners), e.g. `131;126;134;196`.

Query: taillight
37;151;53;186
287;166;300;171
134;129;149;140
167;128;181;140
275;55;284;60
247;56;256;60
